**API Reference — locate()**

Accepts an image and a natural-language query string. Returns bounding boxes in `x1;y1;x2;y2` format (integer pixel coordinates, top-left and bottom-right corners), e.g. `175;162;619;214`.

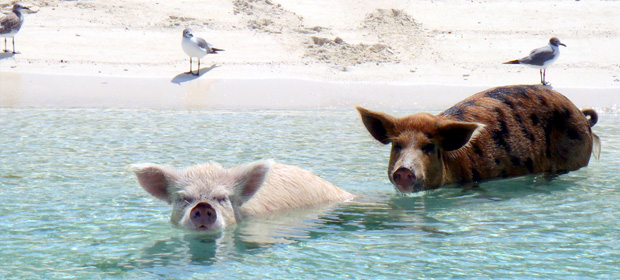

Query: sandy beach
1;0;620;108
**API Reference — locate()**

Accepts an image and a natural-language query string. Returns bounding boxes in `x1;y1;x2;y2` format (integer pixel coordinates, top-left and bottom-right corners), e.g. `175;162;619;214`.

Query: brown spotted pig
131;159;354;232
357;85;600;193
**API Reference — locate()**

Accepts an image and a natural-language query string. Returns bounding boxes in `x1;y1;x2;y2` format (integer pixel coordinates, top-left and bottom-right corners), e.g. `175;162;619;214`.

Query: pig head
131;160;274;232
357;107;485;193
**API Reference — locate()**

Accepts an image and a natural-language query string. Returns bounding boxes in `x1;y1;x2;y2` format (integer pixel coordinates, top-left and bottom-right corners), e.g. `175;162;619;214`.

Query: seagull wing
0;13;21;34
520;45;555;66
195;37;214;53
197;37;224;53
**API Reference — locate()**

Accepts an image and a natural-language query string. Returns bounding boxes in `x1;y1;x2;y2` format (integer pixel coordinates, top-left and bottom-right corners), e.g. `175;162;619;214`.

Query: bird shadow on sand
170;64;219;84
0;52;15;60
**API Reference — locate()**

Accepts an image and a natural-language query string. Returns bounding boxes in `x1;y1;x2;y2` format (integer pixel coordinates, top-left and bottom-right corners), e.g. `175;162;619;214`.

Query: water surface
1;108;619;279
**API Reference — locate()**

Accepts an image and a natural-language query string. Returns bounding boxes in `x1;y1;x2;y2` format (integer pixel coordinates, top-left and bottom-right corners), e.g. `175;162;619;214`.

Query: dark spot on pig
545;109;569;139
503;99;515;110
471;169;482;182
544;122;557;157
537;95;548;107
525;158;534;173
461;100;477;107
530;114;539;126
515;114;523;125
506;86;531;99
485;91;515;109
491;120;511;153
567;128;581;140
542;109;572;158
472;144;483;156
494;107;504;117
522;127;535;142
511;156;522;167
442;103;473;121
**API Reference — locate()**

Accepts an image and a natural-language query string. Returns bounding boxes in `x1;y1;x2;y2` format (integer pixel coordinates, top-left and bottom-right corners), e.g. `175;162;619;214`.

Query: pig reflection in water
131;159;354;232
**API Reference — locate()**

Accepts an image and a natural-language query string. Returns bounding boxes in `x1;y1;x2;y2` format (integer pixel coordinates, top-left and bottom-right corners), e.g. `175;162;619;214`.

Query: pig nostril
393;173;401;181
393;167;416;188
191;202;217;227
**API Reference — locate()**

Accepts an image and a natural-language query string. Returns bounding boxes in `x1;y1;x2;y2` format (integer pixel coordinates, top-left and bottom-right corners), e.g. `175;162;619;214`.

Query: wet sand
2;72;618;110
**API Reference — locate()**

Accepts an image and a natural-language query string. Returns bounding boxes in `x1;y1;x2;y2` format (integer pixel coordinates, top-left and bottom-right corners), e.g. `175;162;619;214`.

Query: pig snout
190;202;217;229
392;167;420;193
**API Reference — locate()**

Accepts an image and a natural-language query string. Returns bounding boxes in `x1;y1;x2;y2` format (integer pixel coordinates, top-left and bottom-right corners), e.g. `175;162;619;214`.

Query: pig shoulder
240;163;354;217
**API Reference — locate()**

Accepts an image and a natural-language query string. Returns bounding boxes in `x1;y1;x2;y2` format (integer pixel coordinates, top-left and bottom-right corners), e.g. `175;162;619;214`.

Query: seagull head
549;37;566;47
183;28;194;39
13;2;30;12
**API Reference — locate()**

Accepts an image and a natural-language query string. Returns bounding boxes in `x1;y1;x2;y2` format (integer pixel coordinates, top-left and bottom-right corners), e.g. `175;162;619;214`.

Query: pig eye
214;197;228;204
392;142;403;151
421;143;436;154
181;197;194;205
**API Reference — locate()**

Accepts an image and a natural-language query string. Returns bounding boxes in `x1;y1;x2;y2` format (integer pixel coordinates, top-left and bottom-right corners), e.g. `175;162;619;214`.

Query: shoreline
2;71;619;110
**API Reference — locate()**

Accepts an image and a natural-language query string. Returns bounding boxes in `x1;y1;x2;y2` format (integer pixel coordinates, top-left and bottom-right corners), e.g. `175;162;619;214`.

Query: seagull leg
540;69;548;85
12;38;16;54
539;69;543;84
3;38;7;53
197;59;201;76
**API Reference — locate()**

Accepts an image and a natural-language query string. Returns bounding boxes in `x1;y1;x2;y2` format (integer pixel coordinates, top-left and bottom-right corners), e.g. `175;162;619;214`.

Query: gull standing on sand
503;37;566;85
0;3;29;54
181;28;224;76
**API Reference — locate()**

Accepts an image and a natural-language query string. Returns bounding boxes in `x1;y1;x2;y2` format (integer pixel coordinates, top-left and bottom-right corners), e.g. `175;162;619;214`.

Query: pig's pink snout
393;167;416;190
190;202;217;228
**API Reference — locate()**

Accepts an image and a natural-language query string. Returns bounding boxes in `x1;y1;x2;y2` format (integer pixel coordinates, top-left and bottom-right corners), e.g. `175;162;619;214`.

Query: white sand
1;0;620;108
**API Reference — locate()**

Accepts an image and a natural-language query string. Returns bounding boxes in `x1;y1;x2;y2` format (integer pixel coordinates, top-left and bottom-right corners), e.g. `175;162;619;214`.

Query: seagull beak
560;42;567;47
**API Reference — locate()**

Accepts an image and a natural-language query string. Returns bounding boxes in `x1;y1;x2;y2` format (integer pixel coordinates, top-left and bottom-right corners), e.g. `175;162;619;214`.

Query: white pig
131;159;354;232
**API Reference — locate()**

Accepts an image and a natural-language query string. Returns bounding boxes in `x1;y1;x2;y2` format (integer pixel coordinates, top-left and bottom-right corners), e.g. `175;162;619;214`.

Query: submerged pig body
132;160;354;232
358;85;599;193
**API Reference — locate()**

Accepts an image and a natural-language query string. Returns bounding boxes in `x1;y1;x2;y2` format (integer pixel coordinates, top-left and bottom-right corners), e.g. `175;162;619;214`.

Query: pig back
239;163;354;217
439;85;594;184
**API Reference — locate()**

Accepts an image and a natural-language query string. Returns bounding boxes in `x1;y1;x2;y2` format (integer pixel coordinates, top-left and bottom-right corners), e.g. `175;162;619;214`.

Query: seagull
181;28;224;76
503;37;566;85
0;2;30;54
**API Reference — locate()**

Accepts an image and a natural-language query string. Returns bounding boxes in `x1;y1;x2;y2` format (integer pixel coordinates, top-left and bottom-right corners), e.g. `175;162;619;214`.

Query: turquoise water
1;108;619;279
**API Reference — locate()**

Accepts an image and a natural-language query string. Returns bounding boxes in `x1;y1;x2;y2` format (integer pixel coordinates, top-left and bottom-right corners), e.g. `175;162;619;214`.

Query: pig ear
130;164;178;204
356;106;397;145
231;159;274;204
437;121;485;151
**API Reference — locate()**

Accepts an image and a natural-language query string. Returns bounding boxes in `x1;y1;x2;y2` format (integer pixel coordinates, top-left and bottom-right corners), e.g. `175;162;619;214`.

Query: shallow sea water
1;108;619;279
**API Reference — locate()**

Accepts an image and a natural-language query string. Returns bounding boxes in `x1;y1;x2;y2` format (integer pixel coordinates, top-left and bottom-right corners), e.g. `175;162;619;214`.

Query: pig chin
392;180;426;193
178;210;226;233
179;218;225;233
